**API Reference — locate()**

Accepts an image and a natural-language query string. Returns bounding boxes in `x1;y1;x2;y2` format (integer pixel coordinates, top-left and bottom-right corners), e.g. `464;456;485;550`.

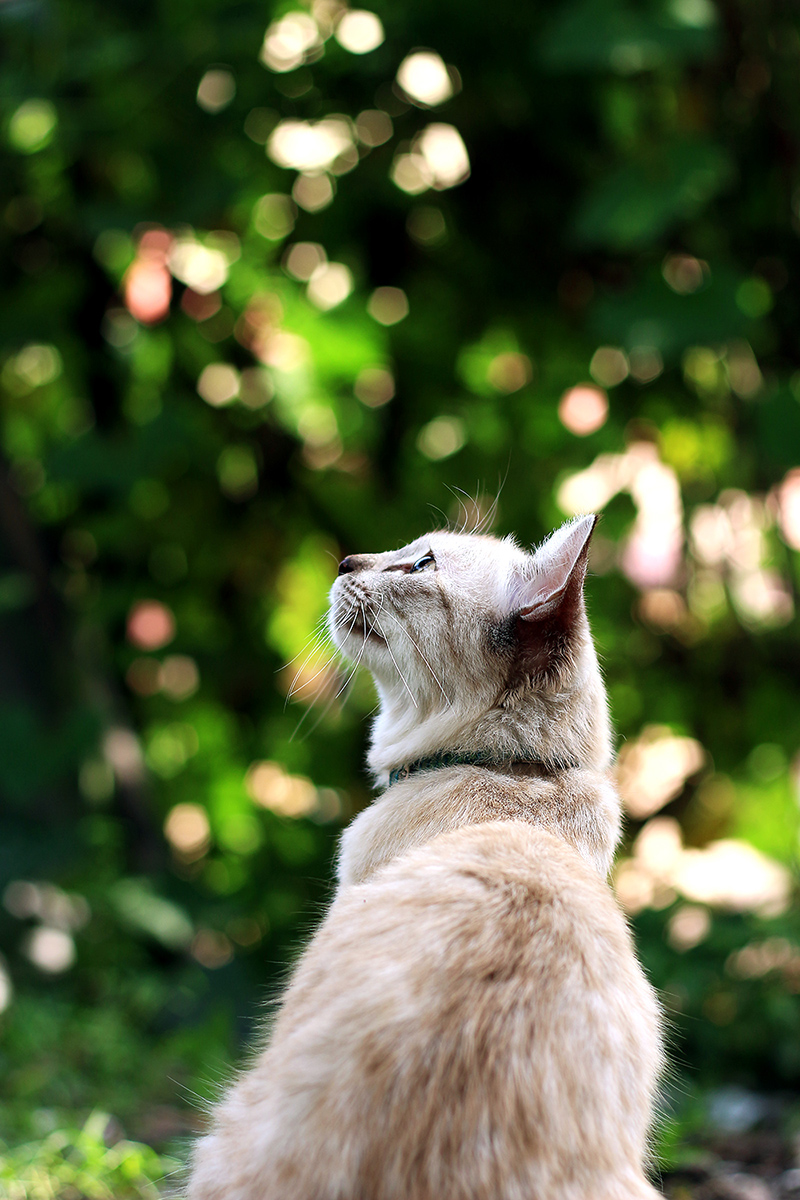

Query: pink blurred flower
127;600;175;650
123;228;173;325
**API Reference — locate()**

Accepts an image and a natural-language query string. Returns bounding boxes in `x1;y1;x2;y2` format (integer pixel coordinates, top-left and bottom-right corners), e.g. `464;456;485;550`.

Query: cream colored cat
188;515;664;1200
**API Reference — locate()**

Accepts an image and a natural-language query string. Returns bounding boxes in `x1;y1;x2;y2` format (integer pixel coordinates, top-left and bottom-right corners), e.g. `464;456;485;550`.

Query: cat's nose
337;555;370;575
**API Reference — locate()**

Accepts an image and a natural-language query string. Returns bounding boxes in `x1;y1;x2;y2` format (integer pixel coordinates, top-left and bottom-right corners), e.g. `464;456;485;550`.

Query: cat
188;514;664;1200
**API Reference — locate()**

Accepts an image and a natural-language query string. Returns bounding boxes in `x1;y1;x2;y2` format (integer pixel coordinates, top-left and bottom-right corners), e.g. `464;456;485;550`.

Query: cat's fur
188;516;664;1200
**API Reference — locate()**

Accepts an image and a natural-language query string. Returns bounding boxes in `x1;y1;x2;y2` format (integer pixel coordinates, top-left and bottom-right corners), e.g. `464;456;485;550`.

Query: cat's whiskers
282;613;333;670
283;608;351;697
378;609;452;708
371;607;418;710
445;479;504;537
285;611;354;705
426;501;451;532
288;609;363;740
449;487;470;536
332;607;370;701
285;640;334;704
473;472;506;535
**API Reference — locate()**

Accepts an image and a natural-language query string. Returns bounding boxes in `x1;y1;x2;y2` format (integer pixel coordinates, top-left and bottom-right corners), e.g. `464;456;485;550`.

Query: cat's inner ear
505;515;598;681
516;515;598;619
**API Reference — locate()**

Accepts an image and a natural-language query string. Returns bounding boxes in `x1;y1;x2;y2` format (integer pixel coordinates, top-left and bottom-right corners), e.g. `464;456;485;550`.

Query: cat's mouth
330;581;389;650
348;612;388;647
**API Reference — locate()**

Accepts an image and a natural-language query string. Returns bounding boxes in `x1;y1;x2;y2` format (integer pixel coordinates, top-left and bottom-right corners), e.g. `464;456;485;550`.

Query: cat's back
190;821;662;1200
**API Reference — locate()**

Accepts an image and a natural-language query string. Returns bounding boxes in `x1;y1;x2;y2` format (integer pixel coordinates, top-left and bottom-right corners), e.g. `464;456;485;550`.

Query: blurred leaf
109;879;193;951
540;0;719;72
755;386;800;469
574;140;734;250
590;266;750;357
0;1112;179;1199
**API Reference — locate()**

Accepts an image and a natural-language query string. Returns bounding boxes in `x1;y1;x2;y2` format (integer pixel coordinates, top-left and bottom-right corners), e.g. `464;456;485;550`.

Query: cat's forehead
385;530;530;569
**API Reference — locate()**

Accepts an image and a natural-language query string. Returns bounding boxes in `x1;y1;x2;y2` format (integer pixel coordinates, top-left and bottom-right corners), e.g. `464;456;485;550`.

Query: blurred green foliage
1;0;800;1187
0;1111;179;1199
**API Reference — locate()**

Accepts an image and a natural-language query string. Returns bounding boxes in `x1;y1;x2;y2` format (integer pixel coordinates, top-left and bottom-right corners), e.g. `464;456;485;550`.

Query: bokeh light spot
238;367;274;409
197;363;240;406
102;309;138;348
196;69;236;113
356;109;393;147
292;172;334;212
667;905;711;952
9;100;57;154
164;803;210;860
217;445;259;500
244;107;277;144
24;927;75;974
5;344;62;391
145;723;198;780
127;600;176;651
486;352;532;393
670;0;717;27
258;330;310;371
662;253;708;294
617;725;705;818
367;286;408;325
253;194;296;240
124;229;173;324
307;262;353;310
284;241;327;281
628;345;664;383
396;52;454;106
727;340;762;398
637;588;687;632
181;289;222;322
616;814;792;919
775;468;800;550
191;929;234;969
0;958;11;1014
417;415;466;460
268;118;353;173
354;366;395;407
589;346;629;387
736;277;773;319
79;758;115;803
418;123;469;189
260;13;320;73
407;206;446;245
391;154;432;195
124;260;172;325
159;655;200;700
169;235;233;295
104;727;146;786
558;385;608;435
335;10;384;53
246;761;318;817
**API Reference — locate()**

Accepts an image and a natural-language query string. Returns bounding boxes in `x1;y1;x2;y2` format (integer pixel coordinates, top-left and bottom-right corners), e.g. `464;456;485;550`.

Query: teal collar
388;750;579;787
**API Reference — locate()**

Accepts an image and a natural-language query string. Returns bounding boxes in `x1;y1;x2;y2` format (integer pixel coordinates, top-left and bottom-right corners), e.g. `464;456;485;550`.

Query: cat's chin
332;609;388;655
350;614;388;648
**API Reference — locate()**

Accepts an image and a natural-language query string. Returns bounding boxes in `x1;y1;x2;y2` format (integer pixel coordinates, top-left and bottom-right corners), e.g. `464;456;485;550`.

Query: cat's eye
410;554;436;573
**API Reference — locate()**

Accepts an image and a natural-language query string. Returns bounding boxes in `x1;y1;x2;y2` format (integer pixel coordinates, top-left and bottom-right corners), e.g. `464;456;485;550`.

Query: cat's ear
506;515;597;680
517;515;597;619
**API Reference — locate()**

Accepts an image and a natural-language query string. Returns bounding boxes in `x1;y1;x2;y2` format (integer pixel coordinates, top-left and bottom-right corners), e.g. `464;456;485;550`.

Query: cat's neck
337;760;622;888
367;644;612;787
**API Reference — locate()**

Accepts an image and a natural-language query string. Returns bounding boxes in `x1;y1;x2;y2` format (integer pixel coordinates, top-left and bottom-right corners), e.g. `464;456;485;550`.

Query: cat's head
328;516;611;783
